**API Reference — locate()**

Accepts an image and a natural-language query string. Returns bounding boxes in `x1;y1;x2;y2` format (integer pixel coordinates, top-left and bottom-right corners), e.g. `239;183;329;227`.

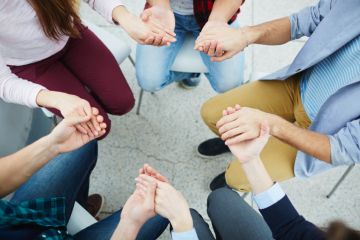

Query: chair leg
136;89;144;115
128;55;136;67
326;164;355;199
242;192;249;199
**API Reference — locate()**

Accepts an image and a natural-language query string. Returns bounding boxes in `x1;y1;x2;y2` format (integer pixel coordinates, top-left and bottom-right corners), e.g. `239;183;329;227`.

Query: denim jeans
190;187;273;240
136;13;245;93
10;141;168;240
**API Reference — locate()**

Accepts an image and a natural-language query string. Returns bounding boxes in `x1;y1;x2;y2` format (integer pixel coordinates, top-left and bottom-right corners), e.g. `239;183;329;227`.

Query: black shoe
210;172;226;191
179;77;201;89
197;138;230;158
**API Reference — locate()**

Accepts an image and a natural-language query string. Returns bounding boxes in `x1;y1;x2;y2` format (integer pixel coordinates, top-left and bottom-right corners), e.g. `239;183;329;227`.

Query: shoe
85;194;105;218
179;76;201;89
210;172;227;191
197;138;230;159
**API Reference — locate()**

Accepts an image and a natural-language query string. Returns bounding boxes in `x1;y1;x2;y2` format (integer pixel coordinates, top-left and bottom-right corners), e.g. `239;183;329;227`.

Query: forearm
0;136;59;197
244;17;291;46
241;158;274;195
209;0;243;22
36;90;63;109
269;115;331;163
146;0;171;9
111;221;140;240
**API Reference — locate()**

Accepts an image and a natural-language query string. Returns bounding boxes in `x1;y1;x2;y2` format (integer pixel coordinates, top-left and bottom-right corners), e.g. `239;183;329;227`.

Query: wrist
113;219;142;240
147;0;171;9
208;14;228;23
43;135;61;156
112;5;130;25
268;114;287;137
170;211;193;233
241;26;260;46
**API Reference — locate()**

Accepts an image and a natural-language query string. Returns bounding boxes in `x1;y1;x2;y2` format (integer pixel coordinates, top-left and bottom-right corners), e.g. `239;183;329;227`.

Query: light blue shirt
300;36;360;121
171;228;198;240
253;183;285;209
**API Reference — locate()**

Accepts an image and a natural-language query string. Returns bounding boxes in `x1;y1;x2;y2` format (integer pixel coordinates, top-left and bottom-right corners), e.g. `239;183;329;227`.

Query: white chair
67;202;97;235
135;33;209;115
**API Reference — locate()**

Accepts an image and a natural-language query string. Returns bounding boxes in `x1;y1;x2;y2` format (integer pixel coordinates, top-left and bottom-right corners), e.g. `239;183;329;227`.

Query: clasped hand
121;164;193;233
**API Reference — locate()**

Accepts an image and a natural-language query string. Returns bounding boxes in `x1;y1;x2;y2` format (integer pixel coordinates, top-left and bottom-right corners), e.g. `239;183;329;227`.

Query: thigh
135;17;187;92
208;187;273;240
11;141;98;221
74;211;168;240
32;61;111;135
225;136;297;192
61;27;134;115
190;209;215;240
201;79;297;135
200;50;245;93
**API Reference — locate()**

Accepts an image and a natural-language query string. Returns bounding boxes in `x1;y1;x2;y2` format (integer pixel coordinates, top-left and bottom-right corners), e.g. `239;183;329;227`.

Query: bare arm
0;136;59;197
0;114;106;197
147;0;171;9
209;0;244;22
269;115;331;163
218;106;331;165
245;17;292;46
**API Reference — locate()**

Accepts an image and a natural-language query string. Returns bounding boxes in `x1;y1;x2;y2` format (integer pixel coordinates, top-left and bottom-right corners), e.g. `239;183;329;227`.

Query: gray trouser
191;187;273;240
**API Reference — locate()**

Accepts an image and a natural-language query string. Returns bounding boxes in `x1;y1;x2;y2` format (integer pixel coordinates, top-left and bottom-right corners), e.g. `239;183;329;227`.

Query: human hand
113;6;176;46
121;176;157;228
217;106;271;163
47;110;106;153
195;21;228;55
139;163;170;183
140;5;176;46
136;175;193;233
36;90;102;137
195;26;249;62
217;105;273;145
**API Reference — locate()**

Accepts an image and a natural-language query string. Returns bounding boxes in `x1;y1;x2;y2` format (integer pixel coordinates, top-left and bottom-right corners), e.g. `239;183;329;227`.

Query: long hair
27;0;81;40
327;221;360;240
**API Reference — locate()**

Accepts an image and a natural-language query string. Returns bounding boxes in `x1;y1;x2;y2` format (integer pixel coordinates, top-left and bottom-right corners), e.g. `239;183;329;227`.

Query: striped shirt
301;36;360;121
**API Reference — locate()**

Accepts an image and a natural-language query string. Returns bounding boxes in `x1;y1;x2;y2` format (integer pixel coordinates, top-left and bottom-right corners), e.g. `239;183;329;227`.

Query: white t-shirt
170;0;194;15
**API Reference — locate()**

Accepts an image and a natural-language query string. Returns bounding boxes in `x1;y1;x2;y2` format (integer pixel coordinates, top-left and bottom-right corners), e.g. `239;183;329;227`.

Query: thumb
141;9;152;21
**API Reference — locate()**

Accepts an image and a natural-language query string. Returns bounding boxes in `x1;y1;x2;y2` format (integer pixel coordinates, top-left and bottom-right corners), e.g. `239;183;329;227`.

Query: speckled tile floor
80;1;360;239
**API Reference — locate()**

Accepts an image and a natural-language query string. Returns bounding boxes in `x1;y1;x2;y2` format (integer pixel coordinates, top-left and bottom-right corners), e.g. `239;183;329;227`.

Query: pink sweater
0;0;123;108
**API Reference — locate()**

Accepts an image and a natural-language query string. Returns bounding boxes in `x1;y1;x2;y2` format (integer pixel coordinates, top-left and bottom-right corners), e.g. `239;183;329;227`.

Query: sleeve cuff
102;0;124;23
289;14;300;40
253;183;286;209
171;228;199;240
29;85;47;108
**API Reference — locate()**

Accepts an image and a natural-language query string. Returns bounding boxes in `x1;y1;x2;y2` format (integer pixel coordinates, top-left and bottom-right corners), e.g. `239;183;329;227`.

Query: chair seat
67;202;97;235
171;34;208;73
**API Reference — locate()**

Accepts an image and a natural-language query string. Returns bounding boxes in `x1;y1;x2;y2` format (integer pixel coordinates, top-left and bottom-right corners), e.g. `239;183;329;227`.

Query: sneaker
179;76;201;89
85;194;105;218
210;172;227;191
197;138;230;159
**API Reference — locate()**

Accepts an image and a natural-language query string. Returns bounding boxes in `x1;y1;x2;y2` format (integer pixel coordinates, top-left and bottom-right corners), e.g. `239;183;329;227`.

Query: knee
207;188;234;215
136;68;166;92
214;79;243;93
106;92;135;116
200;98;221;128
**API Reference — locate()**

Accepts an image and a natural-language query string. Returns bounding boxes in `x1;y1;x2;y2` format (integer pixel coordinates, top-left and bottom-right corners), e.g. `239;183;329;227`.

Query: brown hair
27;0;81;40
327;221;360;240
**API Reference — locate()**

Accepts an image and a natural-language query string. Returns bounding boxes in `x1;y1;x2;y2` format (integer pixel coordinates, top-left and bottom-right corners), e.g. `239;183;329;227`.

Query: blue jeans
11;141;168;240
136;13;245;93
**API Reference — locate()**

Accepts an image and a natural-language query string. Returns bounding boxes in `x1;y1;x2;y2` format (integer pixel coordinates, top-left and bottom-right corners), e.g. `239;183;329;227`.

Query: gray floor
81;1;360;239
